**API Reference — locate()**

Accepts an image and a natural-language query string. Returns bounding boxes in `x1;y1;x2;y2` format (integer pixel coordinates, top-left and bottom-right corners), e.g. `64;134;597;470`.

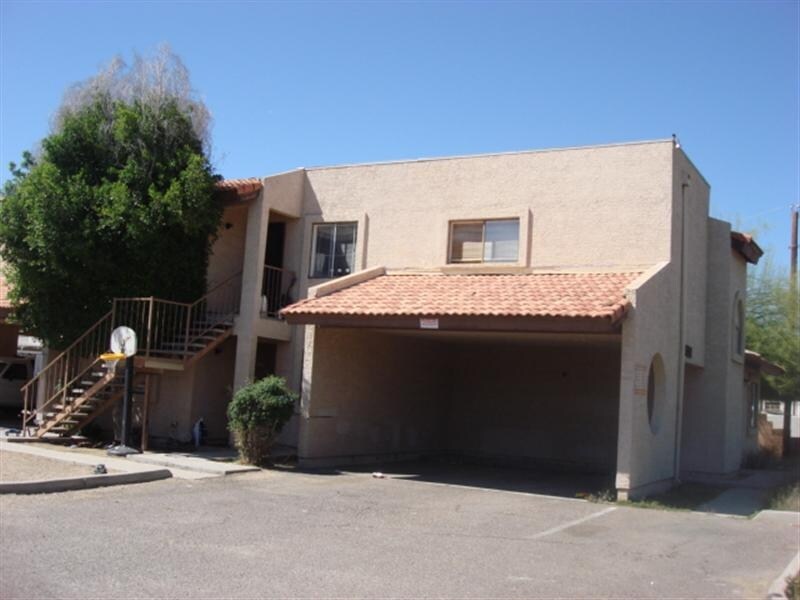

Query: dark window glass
3;363;28;381
311;223;357;279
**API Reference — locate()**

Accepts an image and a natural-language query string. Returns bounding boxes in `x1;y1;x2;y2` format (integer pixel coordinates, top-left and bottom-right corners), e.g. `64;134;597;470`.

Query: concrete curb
754;509;800;520
0;469;172;495
126;453;259;475
767;551;799;600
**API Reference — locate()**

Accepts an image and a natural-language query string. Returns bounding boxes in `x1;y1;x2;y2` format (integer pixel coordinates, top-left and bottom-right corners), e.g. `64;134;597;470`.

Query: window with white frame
310;222;357;279
448;219;519;264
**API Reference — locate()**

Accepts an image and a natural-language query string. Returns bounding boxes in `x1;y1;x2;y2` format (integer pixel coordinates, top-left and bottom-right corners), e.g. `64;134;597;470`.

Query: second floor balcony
261;265;295;319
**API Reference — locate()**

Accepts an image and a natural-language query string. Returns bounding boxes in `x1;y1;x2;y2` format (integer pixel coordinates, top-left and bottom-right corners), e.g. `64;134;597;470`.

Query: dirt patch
0;450;115;482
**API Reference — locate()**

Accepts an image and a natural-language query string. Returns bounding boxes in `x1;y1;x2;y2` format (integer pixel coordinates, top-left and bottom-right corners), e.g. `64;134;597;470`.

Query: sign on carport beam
420;318;439;330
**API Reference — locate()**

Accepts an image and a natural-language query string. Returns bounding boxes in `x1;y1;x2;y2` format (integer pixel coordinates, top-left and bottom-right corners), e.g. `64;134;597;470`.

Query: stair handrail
20;311;113;435
184;271;243;360
20;271;243;433
24;356;111;434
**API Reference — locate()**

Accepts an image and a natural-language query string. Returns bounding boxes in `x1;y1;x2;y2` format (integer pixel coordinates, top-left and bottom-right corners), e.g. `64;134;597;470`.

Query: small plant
767;482;800;512
584;488;617;503
227;376;297;466
787;573;799;600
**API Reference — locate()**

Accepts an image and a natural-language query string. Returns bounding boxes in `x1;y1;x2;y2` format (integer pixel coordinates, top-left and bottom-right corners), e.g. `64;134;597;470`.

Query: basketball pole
108;355;139;456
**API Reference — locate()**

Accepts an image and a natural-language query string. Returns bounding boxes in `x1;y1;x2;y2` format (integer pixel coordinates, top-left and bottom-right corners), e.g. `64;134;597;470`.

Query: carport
283;270;641;487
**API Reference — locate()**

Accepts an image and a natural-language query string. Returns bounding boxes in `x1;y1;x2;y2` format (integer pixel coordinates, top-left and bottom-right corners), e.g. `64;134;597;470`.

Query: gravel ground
0;449;114;482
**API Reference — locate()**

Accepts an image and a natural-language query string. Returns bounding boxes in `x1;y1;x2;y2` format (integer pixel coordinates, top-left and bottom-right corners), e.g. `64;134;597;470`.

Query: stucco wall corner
616;259;680;496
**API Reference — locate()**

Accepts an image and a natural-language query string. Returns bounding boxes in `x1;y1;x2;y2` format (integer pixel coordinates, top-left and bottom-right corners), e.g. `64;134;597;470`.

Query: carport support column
615;328;636;501
230;191;270;444
297;324;316;460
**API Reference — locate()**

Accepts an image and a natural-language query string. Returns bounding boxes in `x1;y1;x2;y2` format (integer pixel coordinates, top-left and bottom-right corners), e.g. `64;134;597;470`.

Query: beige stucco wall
207;204;248;288
616;262;681;498
229;141;752;490
680;218;750;475
299;327;620;470
147;369;195;443
299;328;449;463
188;336;236;443
299;141;674;282
445;338;621;472
673;150;709;368
230;172;305;401
724;250;749;470
140;338;235;445
264;141;679;461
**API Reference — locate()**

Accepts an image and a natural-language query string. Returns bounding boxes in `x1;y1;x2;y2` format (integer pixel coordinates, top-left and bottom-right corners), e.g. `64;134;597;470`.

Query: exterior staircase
21;272;242;439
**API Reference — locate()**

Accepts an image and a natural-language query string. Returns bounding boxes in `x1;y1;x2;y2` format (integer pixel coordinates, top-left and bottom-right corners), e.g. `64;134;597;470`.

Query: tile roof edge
281;266;387;315
386;266;652;277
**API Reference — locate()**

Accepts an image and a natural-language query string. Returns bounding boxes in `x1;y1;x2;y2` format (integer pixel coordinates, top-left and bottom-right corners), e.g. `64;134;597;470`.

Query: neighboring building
0;257;19;357
761;400;800;438
24;139;764;500
744;350;793;438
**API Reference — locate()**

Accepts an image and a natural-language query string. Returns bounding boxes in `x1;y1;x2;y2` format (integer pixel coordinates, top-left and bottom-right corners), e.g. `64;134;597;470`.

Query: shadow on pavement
338;457;615;500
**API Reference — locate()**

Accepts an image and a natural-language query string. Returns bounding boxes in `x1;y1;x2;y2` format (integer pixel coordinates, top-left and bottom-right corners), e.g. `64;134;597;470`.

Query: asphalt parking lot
1;464;797;599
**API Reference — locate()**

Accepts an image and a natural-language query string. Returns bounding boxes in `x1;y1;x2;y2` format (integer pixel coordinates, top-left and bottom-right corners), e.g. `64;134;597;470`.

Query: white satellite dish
110;326;138;357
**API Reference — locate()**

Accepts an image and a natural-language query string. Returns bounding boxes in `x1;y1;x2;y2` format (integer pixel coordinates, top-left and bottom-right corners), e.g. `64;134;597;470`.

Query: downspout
672;175;690;483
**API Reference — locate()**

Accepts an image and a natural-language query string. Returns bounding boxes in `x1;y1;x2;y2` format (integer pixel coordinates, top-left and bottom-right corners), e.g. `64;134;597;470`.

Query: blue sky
1;1;798;268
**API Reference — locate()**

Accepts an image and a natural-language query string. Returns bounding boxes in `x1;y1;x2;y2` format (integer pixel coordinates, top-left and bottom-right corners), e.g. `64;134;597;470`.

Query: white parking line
529;506;618;540
353;472;590;502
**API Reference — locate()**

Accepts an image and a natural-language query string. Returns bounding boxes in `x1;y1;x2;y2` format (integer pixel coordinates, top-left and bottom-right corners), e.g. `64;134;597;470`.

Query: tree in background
746;257;799;401
0;46;222;348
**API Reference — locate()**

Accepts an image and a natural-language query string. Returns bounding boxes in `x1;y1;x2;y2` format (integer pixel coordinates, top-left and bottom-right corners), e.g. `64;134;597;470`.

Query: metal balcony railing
261;265;295;318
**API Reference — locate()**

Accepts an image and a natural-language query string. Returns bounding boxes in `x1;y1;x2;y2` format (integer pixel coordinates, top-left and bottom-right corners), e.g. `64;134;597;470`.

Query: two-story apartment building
27;139;762;500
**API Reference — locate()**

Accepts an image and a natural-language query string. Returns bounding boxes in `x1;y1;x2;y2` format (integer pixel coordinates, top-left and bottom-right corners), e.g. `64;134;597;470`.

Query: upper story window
310;222;357;279
448;219;519;264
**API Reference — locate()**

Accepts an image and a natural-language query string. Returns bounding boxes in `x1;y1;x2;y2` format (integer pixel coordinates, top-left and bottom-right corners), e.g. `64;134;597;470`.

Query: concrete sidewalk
126;449;258;475
693;468;799;517
0;442;173;494
0;441;237;480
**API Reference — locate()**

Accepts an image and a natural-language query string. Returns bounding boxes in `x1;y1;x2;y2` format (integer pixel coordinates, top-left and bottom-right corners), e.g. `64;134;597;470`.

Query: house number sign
419;318;439;330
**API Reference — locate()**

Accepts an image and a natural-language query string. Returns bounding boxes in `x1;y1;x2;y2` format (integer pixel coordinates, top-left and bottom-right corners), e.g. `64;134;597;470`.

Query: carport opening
304;328;622;498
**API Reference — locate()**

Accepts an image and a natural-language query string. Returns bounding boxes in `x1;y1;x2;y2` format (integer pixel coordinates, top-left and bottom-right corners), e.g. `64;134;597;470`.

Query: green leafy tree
746;258;799;400
0;47;222;348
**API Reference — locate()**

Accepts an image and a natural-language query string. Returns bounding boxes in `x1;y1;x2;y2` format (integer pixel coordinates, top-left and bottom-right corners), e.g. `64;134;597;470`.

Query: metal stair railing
33;357;119;436
20;271;243;435
20;312;113;436
112;270;242;361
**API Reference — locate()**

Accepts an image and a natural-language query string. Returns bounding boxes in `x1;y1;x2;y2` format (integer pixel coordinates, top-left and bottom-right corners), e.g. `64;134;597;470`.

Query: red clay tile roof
214;178;263;202
731;231;763;264
282;271;641;323
744;350;785;376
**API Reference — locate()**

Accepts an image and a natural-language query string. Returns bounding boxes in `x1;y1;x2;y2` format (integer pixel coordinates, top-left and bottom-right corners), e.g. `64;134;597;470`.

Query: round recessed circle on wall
647;354;665;434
